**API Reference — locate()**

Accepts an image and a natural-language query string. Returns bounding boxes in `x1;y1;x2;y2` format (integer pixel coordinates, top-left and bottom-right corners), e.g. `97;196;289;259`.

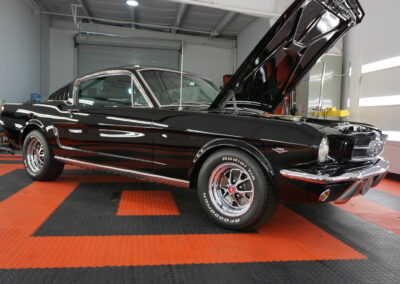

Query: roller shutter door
77;44;180;77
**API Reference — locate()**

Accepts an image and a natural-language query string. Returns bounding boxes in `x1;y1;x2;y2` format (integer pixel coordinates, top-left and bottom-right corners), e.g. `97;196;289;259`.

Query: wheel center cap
228;186;235;194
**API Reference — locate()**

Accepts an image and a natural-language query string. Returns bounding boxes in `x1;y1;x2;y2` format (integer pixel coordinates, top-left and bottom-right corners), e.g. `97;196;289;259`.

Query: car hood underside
210;0;364;113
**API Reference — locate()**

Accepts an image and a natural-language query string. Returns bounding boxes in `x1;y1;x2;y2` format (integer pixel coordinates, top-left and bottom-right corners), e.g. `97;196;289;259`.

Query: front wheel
197;149;278;230
23;130;64;181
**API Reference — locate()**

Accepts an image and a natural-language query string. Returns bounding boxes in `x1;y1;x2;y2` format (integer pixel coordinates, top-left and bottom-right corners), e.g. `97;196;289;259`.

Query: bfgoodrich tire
23;130;64;181
197;149;278;230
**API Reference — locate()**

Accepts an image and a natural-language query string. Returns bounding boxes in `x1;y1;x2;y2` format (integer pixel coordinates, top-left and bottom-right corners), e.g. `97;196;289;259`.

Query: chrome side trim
0;146;14;154
55;156;190;188
53;129;166;166
280;158;390;184
260;138;312;148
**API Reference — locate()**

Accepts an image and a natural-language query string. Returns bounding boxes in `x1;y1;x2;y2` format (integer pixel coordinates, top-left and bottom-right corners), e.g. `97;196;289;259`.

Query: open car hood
210;0;364;112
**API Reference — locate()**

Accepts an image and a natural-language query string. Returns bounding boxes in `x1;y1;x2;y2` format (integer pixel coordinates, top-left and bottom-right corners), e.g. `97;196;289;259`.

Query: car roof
77;66;216;86
82;66;203;79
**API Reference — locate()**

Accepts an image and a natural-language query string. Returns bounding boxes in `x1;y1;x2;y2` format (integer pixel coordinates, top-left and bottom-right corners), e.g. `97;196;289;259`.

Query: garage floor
0;154;399;283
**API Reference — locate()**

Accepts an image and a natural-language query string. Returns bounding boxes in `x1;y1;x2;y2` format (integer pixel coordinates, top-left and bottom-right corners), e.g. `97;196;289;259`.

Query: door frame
72;69;155;108
55;69;155;155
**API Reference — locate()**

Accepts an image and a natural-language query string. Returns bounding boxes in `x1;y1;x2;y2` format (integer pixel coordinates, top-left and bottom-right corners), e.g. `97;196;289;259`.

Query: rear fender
19;119;45;145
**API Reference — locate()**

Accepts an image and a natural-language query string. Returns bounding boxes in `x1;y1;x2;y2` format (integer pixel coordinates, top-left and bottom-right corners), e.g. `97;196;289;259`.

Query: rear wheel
23;130;64;181
197;149;278;230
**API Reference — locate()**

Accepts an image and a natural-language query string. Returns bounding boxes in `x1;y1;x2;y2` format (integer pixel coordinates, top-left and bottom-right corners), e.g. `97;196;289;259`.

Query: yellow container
313;107;350;118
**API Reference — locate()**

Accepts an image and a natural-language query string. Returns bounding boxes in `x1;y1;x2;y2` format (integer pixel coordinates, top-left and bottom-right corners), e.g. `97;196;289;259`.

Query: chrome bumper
280;158;390;184
0;146;14;154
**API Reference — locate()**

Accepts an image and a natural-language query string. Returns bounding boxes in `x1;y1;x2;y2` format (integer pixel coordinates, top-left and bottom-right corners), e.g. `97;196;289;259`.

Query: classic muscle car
0;0;390;230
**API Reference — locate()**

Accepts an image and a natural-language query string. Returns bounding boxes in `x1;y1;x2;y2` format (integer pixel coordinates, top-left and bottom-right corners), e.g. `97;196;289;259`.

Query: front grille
352;132;387;161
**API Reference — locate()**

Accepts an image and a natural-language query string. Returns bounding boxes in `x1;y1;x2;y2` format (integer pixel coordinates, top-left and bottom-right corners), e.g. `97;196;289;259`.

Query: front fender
189;138;275;188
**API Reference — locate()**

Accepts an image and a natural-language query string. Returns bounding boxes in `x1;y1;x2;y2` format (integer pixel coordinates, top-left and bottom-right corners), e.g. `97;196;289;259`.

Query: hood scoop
210;0;364;113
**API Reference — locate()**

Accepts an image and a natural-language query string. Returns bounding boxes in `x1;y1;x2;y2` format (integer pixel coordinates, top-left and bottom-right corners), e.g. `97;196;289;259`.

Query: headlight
318;137;329;163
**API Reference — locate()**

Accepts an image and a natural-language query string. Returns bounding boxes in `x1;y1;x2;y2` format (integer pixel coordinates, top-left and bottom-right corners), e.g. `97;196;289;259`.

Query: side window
78;75;133;108
131;82;149;107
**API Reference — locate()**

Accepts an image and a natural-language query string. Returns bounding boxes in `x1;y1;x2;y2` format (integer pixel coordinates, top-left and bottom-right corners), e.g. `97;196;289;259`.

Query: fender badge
272;147;288;154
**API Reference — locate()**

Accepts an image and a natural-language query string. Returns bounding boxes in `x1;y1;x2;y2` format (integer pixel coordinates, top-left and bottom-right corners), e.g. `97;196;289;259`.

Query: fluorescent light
362;56;400;74
359;95;400;107
383;131;400;142
126;0;139;6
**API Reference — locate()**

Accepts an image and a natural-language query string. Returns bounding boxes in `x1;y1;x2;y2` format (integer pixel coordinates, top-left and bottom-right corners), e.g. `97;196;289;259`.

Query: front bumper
279;158;390;203
280;158;389;184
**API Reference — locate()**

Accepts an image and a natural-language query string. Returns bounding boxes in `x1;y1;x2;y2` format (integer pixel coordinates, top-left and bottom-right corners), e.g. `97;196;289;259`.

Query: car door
56;70;154;171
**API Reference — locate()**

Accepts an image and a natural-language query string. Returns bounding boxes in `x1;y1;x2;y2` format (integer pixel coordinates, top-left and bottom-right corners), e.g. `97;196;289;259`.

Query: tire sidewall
198;150;270;229
23;130;52;179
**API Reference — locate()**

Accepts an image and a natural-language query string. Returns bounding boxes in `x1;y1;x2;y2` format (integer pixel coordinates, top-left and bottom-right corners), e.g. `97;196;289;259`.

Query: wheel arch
19;120;45;146
189;139;275;189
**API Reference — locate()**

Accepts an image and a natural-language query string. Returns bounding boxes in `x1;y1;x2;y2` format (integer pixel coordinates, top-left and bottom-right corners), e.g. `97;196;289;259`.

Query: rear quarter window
47;84;72;102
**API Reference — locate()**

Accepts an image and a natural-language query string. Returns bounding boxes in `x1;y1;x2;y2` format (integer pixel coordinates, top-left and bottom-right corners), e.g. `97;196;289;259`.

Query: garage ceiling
34;0;266;39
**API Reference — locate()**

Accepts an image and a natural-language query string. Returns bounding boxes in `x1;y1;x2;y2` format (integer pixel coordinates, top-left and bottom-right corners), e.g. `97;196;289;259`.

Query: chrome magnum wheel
26;137;45;174
23;130;64;181
198;149;278;230
208;163;255;217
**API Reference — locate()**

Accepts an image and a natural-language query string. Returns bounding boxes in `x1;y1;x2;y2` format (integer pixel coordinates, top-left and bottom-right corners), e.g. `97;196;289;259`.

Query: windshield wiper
224;107;262;115
163;102;211;107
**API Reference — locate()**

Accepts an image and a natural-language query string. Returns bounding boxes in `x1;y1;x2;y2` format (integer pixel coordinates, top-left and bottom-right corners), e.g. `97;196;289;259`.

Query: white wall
48;28;235;91
169;0;293;18
0;0;48;103
49;28;77;93
236;18;270;67
183;44;234;87
343;0;400;174
40;14;50;98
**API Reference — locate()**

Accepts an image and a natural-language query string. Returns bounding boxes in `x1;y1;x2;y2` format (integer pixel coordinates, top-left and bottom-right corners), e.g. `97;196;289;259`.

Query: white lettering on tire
203;192;240;224
222;156;256;181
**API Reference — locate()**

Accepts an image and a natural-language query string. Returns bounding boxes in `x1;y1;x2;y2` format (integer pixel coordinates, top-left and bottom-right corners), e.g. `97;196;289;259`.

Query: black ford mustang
0;0;389;230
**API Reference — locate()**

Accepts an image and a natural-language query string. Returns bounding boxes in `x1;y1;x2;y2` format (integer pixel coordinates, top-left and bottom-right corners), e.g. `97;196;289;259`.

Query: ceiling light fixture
126;0;139;7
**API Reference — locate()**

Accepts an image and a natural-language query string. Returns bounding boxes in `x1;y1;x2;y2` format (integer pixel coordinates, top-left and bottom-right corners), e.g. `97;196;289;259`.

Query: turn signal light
319;189;331;202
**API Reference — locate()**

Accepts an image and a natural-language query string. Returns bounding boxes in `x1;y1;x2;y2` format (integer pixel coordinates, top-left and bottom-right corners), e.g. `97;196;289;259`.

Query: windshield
140;70;219;106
